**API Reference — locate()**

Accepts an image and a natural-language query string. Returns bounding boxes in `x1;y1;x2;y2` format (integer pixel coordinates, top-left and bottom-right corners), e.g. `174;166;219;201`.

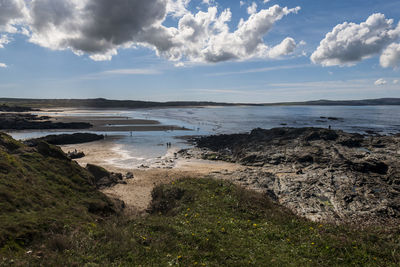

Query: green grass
2;178;399;266
0;133;119;251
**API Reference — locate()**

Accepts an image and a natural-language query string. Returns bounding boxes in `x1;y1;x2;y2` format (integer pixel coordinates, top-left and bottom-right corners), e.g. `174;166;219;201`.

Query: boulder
125;172;134;179
37;141;69;160
85;164;124;188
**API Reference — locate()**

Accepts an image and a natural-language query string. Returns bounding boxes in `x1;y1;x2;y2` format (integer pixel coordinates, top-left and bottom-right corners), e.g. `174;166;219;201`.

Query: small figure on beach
328;125;331;130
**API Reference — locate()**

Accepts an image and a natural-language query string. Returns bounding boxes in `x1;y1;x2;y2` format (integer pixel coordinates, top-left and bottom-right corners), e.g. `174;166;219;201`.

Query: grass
1;178;399;266
0;133;119;251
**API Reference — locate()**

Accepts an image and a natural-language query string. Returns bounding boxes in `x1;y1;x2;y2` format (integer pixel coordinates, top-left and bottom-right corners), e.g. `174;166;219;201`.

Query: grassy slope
2;178;399;266
0;133;118;251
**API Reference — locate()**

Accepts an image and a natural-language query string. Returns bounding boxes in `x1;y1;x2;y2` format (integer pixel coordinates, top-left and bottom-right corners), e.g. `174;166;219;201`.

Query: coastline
60;126;400;226
61;140;243;216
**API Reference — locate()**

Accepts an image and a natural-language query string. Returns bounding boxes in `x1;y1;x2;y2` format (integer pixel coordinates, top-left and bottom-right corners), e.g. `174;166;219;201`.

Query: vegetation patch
0;133;120;250
1;177;399;266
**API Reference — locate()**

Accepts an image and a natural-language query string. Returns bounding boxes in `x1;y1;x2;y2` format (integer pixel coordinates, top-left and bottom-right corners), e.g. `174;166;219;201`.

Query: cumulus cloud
0;0;27;33
380;43;400;68
311;13;400;66
375;78;387;86
0;0;300;63
0;62;7;68
268;37;297;58
247;2;257;15
28;0;167;60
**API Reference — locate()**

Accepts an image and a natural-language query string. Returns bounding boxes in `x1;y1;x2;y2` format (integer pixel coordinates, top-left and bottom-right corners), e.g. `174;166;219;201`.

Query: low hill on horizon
2;97;400;109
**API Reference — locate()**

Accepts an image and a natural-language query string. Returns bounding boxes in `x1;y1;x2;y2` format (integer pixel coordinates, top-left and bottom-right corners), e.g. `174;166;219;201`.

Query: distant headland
1;97;400;109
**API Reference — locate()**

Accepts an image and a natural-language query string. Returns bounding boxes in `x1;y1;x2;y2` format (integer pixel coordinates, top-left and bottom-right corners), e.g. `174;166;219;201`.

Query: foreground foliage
1;177;399;266
0;132;118;251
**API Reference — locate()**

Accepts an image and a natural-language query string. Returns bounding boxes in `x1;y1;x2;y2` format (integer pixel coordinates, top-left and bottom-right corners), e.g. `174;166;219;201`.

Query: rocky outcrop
85;164;125;189
0;105;36;112
0;113;91;130
26;133;104;146
67;150;85;159
195;127;400;225
37;141;70;160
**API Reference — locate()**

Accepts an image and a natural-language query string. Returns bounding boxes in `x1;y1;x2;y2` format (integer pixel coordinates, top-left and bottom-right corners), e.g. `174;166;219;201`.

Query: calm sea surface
8;106;400;168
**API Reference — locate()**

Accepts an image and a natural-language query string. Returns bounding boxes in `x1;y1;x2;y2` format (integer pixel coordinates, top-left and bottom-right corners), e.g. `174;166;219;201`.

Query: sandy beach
61;139;243;216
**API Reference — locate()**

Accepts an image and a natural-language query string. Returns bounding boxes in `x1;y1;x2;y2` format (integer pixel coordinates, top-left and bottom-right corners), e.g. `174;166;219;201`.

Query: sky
0;0;399;103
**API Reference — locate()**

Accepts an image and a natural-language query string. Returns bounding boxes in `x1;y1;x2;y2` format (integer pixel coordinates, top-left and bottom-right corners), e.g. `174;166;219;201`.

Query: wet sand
61;140;243;216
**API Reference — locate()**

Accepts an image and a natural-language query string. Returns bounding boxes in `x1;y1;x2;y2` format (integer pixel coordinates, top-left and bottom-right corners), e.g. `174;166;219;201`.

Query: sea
8;105;400;168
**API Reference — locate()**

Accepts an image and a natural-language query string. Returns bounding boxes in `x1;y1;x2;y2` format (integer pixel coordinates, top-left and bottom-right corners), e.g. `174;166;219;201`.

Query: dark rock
0;113;92;130
125;172;134;179
85;164;123;188
305;129;338;141
195;127;400;224
297;155;314;164
340;138;363;148
111;172;123;181
26;133;104;146
0;105;36;112
349;160;389;175
37;141;69;160
327;117;340;121
67;151;85;159
86;164;110;180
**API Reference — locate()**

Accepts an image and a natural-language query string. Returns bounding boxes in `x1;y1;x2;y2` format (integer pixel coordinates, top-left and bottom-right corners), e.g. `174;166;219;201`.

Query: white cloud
375;78;387;86
263;0;271;3
240;1;245;7
311;13;400;66
202;0;214;5
0;63;7;68
268;37;297;58
247;2;257;15
393;79;399;84
167;0;190;18
0;0;300;64
181;5;301;63
380;43;400;68
0;35;11;48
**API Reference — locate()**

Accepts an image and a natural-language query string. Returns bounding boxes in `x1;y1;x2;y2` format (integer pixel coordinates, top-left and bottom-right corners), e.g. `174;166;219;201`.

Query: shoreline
61;126;400;226
2;108;192;133
61;139;243;216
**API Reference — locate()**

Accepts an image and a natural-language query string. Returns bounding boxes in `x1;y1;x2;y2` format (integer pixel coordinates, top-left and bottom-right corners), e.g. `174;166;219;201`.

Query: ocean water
8;105;400;167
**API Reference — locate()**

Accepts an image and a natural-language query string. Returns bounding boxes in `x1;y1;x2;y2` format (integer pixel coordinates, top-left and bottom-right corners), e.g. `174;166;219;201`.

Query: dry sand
61;139;243;216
